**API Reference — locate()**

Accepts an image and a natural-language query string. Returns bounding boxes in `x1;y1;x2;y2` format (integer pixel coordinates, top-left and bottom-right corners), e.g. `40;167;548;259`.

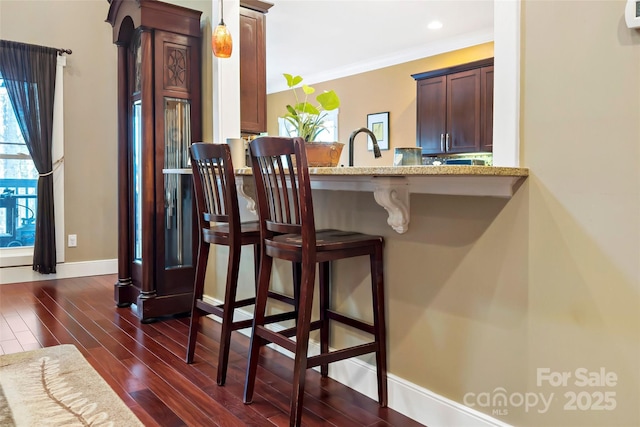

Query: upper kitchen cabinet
412;58;494;155
240;0;273;134
480;65;494;152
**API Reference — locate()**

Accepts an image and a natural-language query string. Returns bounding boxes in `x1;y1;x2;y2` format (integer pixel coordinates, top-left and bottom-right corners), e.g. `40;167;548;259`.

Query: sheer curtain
0;40;58;273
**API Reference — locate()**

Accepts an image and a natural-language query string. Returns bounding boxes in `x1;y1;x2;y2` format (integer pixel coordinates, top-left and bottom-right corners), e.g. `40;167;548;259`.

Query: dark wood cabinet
412;58;493;155
240;1;273;135
480;65;494;152
415;75;446;154
446;68;481;153
106;0;202;321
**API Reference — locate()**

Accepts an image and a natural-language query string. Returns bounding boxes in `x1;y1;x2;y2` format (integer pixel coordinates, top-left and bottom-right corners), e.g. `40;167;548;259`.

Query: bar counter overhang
232;165;529;234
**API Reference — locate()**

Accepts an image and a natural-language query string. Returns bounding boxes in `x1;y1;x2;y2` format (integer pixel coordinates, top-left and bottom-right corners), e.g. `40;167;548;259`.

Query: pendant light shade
212;24;232;58
212;0;232;58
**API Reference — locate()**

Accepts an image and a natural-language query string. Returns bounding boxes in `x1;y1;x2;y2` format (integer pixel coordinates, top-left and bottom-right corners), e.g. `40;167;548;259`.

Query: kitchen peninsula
235;165;528;233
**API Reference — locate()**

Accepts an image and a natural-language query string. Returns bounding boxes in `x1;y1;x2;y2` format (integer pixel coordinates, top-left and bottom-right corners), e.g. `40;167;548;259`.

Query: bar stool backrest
190;142;241;245
248;136;316;248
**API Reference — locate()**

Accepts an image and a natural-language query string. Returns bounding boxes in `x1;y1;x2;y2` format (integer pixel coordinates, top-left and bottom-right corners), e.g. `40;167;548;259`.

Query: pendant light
212;0;232;58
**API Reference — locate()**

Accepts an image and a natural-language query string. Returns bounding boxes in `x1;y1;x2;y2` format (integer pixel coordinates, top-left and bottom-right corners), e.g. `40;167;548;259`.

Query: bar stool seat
243;136;387;427
186;142;298;386
203;221;260;244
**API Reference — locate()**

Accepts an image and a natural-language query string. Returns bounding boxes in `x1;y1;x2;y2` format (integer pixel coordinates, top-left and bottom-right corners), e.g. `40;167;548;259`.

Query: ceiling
264;0;494;93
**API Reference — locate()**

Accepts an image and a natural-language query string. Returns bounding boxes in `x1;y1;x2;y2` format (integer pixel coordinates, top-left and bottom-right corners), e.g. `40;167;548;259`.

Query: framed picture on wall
367;112;389;151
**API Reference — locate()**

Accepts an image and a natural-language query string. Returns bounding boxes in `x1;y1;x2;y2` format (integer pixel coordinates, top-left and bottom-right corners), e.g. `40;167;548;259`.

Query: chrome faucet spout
348;127;381;166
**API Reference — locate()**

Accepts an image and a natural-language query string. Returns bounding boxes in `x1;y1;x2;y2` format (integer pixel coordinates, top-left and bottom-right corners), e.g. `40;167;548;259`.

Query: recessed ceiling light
428;21;443;30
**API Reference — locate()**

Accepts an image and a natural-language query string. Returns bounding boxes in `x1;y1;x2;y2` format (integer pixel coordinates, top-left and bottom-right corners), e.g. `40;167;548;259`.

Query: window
0;78;38;248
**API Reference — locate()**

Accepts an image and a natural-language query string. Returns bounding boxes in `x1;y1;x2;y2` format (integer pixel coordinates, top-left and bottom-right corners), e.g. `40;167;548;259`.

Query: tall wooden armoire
106;0;202;322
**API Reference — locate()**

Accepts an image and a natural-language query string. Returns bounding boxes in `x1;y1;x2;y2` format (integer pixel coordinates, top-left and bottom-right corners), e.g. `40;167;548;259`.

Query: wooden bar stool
187;142;299;386
243;136;387;426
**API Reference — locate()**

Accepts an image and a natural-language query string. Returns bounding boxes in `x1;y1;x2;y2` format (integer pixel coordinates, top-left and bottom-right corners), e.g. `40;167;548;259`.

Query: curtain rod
57;48;72;55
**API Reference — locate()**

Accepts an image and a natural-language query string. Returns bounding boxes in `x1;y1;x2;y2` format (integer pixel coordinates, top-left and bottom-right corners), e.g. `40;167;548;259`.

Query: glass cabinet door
132;32;143;264
163;97;192;269
132;100;142;262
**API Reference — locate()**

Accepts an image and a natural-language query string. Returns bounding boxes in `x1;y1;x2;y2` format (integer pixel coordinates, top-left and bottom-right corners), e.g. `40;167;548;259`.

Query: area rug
0;344;143;426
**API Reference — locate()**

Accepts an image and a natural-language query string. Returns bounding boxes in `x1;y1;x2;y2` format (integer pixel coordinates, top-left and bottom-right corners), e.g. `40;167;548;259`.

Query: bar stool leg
243;252;273;404
371;244;388;407
186;240;209;364
292;262;302;325
290;264;316;427
217;244;242;385
319;261;330;377
252;243;260;289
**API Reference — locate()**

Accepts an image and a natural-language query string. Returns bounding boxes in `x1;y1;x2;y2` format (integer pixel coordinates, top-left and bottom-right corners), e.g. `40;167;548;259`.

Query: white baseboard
202;295;512;427
0;258;118;285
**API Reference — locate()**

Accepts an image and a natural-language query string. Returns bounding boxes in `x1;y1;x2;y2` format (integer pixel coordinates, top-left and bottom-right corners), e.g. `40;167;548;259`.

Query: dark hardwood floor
0;274;424;426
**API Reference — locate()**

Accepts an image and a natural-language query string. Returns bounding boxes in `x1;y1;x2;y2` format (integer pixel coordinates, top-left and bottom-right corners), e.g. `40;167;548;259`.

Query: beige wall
520;2;639;425
2;1;639;426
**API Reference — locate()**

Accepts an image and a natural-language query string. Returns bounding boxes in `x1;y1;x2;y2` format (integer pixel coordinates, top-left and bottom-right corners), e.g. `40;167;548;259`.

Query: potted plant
282;73;344;166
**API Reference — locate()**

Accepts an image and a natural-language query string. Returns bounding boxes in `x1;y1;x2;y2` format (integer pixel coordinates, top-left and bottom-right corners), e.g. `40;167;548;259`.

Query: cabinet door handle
445;133;450;152
440;134;445;152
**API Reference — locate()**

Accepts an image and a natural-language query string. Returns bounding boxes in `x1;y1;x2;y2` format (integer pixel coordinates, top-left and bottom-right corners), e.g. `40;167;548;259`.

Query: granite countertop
235;165;529;177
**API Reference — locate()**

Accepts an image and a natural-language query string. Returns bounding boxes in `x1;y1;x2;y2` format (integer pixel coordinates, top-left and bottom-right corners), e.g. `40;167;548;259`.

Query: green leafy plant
282;73;340;142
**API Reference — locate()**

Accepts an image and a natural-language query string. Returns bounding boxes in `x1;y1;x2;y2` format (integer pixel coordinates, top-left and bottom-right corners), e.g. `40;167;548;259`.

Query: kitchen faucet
348;127;381;166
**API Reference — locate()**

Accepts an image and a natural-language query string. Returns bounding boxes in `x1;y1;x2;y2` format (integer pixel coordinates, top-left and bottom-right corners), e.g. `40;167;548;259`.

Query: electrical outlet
68;234;77;247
